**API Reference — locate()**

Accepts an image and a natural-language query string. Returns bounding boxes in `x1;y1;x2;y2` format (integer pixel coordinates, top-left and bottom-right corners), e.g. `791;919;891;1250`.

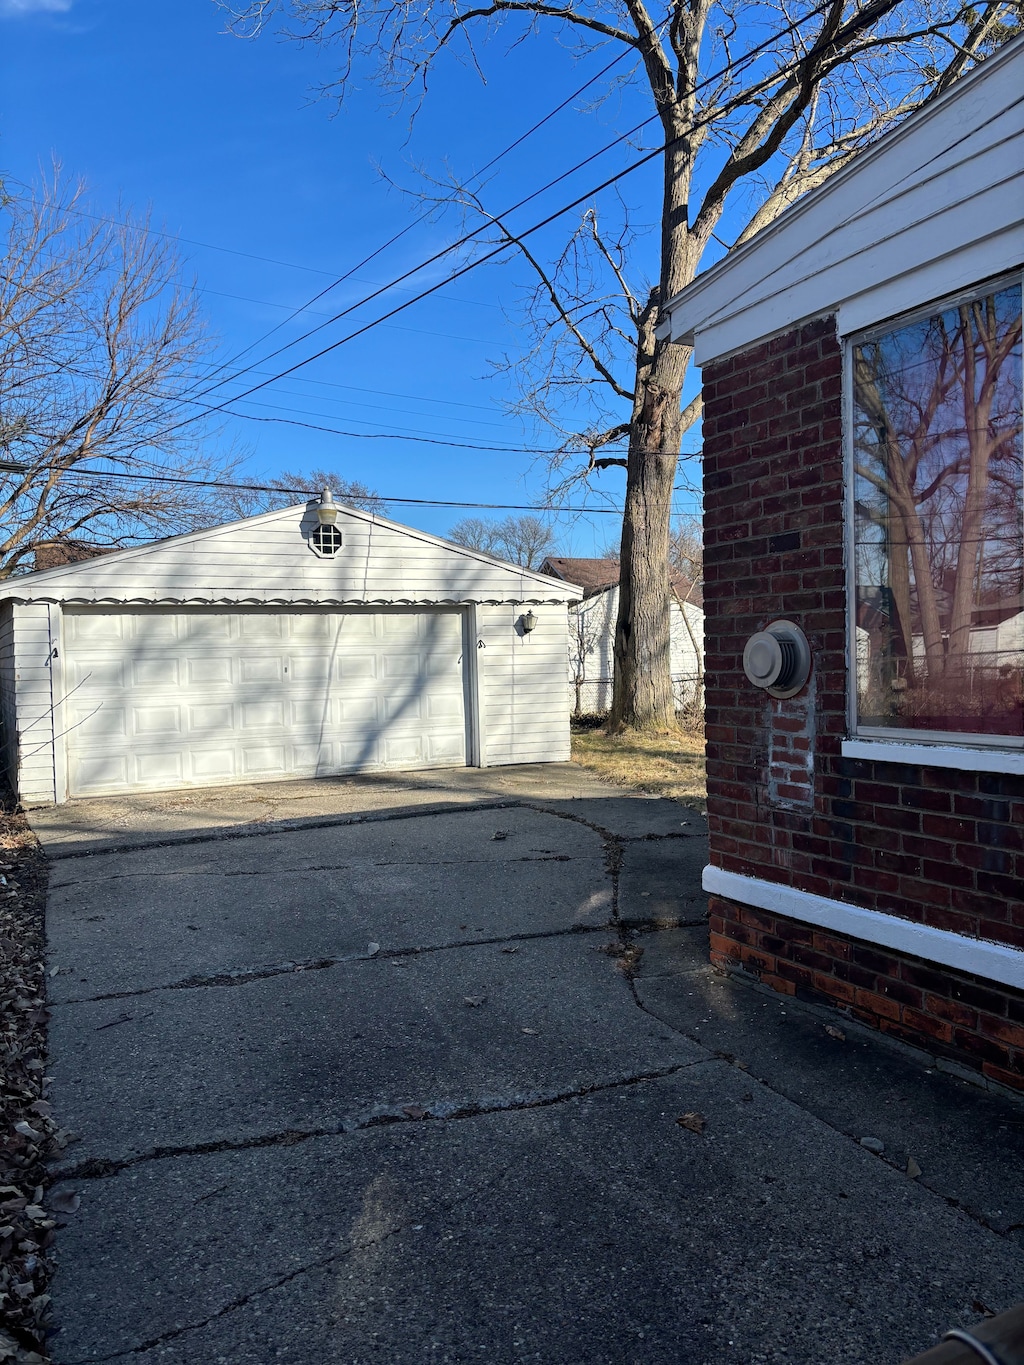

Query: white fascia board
660;38;1024;358
704;866;1024;991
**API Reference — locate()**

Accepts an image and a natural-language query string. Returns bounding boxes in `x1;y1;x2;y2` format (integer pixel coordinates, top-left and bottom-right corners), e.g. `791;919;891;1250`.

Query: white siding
10;605;58;805
569;587;704;713
3;505;579;608
0;603;16;789
477;603;571;766
662;38;1024;363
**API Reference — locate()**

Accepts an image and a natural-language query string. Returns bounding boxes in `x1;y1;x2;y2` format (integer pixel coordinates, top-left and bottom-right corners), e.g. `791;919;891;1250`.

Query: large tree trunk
610;313;690;731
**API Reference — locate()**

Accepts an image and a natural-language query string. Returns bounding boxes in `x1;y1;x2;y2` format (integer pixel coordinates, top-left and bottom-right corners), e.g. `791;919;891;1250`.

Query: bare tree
0;171;245;578
447;512;556;567
214;469;388;519
568;595;604;715
669;513;702;587
852;283;1022;726
222;0;1014;729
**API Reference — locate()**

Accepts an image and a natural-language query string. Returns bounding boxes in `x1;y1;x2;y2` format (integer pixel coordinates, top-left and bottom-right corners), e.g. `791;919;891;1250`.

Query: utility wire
168;0;840;424
171;41;650;401
53;466;629;514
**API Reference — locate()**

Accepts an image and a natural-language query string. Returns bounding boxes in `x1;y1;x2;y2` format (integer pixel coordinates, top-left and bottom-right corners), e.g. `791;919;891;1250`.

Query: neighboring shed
0;498;580;804
540;557;704;715
660;39;1024;1089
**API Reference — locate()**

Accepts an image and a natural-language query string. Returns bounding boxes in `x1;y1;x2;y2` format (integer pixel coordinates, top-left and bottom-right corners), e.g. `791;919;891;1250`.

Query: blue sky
1;0;703;550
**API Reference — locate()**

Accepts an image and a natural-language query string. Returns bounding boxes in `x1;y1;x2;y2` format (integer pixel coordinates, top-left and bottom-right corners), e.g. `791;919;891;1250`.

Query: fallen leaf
13;1122;41;1141
824;1024;846;1041
906;1157;922;1180
500;945;520;954
402;1104;428;1120
463;995;486;1007
491;830;509;841
676;1112;706;1135
48;1190;81;1215
521;1027;538;1035
48;965;59;978
366;942;380;957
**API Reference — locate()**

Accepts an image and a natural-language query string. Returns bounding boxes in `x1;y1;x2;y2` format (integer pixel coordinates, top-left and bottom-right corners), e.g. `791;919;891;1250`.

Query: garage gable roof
0;501;583;606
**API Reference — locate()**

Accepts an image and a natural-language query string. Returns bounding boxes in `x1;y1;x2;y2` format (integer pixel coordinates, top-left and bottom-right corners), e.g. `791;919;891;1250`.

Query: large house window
850;279;1023;745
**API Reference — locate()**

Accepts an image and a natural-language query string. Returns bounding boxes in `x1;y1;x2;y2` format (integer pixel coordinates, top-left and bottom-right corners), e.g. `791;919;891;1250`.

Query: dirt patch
0;797;64;1362
570;728;706;811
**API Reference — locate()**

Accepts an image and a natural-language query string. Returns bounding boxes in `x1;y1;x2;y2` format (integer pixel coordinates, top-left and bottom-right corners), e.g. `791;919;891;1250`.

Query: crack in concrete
623;964;1022;1243
60;1152;529;1363
43;799;524;862
58;853;584;888
56;922;614;1005
53;1059;708;1185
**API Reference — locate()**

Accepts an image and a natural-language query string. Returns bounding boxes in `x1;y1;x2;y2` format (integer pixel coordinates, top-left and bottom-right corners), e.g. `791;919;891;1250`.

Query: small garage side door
62;608;468;797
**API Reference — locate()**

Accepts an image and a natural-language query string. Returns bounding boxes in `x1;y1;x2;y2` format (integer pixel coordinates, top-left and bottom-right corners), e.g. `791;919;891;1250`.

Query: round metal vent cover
742;619;811;698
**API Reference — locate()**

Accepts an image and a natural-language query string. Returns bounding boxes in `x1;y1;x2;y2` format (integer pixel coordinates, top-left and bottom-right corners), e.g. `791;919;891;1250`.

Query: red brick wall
701;317;1024;1088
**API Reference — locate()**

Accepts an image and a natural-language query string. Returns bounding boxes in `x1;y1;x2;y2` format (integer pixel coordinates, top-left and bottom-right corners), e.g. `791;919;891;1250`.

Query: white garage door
62;609;468;797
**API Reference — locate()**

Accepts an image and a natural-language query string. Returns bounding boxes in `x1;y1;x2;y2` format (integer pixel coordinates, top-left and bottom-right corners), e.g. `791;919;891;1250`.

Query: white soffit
659;37;1024;365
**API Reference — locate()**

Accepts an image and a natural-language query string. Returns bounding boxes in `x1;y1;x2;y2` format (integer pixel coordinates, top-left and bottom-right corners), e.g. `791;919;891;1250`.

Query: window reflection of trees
853;284;1023;737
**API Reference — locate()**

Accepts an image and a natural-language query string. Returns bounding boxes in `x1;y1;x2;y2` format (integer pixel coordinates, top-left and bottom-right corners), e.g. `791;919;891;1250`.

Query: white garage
0;497;581;804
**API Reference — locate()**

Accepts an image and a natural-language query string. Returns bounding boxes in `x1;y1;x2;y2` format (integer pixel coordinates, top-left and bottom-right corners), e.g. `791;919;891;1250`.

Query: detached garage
0;496;581;804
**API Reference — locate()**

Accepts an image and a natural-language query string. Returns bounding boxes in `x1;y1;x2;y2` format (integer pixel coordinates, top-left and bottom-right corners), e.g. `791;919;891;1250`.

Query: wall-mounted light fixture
520;610;538;634
310;487;343;557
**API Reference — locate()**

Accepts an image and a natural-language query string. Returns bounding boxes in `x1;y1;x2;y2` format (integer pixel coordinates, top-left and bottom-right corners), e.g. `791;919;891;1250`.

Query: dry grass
571;726;706;811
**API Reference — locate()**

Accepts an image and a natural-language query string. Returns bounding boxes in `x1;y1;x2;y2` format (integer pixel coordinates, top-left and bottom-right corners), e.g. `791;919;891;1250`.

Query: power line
172;0;840;423
56;465;628;514
174;41;650;400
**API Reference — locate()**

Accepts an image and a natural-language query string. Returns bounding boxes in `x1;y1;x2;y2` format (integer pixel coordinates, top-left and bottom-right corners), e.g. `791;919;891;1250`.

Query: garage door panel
239;657;283;684
241;701;286;730
72;754;129;791
289;656;330;683
241;744;288;775
190;750;236;781
132;705;182;737
131;658;180;687
334;696;379;724
67;614;124;643
338;654;377;679
189;703;233;733
186;656;233;686
64;609;467;797
186;616;232;641
69;704;126;739
134;750;183;785
69;658;126;690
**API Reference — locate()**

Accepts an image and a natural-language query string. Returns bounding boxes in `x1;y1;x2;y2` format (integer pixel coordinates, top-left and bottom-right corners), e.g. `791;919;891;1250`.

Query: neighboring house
0;496;580;804
659;37;1024;1090
539;557;704;714
32;541;114;573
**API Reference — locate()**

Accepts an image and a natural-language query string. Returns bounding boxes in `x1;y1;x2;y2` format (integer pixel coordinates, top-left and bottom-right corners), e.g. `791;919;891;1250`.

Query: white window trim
843;272;1024;761
704;865;1024;991
841;738;1024;775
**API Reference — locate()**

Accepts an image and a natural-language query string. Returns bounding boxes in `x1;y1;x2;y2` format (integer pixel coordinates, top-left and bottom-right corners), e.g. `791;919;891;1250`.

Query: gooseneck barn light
317;487;339;526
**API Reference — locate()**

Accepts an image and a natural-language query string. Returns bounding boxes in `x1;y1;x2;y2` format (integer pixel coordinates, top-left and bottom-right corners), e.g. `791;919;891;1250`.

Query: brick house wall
701;317;1024;1091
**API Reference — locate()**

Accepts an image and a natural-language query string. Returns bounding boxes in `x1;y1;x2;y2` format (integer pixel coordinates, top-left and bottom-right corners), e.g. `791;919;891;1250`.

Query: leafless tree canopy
221;0;1019;727
0;173;243;579
447;513;557;567
214;470;388;520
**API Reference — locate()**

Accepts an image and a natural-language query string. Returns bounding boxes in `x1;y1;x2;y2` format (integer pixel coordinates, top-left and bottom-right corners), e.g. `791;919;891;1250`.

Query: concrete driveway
35;766;1024;1364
